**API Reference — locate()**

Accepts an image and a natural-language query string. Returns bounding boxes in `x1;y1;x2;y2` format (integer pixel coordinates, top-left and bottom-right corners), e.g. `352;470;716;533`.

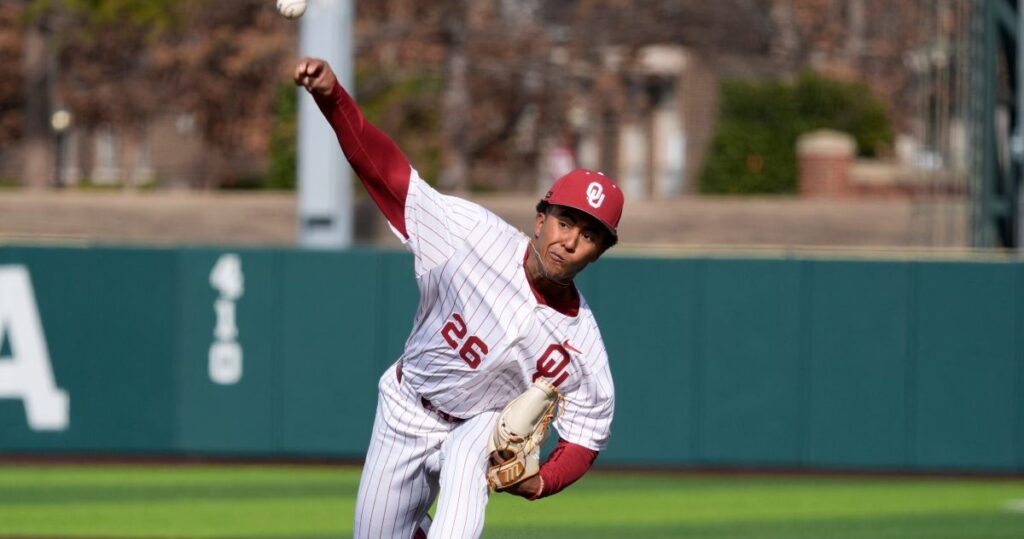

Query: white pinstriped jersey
390;170;615;452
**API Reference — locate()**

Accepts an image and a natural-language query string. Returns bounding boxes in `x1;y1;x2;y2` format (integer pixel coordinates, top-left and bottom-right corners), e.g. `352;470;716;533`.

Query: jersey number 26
440;313;489;368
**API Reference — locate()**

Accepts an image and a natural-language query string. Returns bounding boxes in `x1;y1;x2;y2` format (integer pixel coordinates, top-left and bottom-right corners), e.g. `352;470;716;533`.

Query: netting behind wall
907;0;974;247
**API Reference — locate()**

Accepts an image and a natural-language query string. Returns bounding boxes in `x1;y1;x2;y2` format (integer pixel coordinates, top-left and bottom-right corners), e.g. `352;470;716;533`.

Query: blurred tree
356;65;443;187
18;0;54;188
11;0;786;191
418;0;778;191
143;1;293;187
793;71;892;157
2;0;920;193
0;4;24;150
15;0;183;187
11;0;293;188
265;82;296;190
352;0;925;194
700;79;801;194
700;72;892;194
770;0;933;133
437;0;469;192
352;0;550;192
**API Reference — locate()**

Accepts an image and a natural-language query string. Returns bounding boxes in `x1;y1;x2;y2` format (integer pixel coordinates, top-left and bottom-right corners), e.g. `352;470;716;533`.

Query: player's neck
523;247;580;316
525;245;573;297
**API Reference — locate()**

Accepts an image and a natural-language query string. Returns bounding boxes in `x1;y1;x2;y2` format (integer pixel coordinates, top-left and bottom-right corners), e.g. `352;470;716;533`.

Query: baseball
276;0;307;19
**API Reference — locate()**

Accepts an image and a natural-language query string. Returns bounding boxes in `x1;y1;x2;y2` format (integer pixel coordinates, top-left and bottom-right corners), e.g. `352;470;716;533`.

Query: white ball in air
277;0;307;20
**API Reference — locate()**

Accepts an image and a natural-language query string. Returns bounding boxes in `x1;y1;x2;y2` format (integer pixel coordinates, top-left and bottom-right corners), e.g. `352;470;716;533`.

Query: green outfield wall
0;246;1021;472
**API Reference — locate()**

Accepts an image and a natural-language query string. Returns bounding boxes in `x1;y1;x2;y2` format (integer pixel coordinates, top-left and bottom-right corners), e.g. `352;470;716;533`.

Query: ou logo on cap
586;182;605;208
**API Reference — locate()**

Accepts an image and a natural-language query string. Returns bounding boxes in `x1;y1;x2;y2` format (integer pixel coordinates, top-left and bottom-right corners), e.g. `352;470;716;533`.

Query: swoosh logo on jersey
562;340;582;354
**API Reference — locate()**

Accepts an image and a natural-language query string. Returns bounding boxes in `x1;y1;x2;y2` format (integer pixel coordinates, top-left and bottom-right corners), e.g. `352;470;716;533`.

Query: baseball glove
486;378;562;491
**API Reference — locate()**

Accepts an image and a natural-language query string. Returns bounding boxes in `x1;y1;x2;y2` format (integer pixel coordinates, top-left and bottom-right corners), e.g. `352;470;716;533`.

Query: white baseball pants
353;363;499;539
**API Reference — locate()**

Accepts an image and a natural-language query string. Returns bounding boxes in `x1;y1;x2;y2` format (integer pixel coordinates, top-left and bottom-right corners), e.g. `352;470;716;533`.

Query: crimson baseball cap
543;168;624;238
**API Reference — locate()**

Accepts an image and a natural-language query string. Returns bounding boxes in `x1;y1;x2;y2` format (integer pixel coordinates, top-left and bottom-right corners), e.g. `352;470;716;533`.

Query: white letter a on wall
0;266;69;431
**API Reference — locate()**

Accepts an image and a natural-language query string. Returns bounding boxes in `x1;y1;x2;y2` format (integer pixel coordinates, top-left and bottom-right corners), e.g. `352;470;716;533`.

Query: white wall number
208;254;244;385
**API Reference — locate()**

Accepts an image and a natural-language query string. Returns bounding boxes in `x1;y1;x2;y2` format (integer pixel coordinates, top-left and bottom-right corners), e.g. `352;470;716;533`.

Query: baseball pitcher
294;57;623;539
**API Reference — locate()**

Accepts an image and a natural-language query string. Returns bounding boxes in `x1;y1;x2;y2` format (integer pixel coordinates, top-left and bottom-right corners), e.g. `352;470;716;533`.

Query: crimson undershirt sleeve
312;81;411;238
532;438;598;500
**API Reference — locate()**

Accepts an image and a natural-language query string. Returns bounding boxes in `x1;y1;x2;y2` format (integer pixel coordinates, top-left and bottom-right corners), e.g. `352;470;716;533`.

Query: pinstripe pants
353;363;500;539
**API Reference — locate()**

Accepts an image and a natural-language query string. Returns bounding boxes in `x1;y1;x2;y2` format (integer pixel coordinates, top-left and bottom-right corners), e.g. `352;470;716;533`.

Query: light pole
298;0;354;248
50;108;72;188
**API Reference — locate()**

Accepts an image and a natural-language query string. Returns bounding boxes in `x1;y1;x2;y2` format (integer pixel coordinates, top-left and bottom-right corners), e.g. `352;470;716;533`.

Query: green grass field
1;464;1022;538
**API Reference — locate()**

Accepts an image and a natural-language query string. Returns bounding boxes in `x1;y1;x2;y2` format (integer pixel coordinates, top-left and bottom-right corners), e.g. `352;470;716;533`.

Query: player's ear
533;213;545;239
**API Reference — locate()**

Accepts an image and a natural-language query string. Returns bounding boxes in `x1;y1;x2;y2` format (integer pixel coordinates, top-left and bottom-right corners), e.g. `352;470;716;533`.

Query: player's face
533;205;608;281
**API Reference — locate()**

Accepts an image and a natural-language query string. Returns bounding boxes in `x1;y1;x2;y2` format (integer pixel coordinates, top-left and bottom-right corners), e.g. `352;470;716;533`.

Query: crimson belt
396;362;465;423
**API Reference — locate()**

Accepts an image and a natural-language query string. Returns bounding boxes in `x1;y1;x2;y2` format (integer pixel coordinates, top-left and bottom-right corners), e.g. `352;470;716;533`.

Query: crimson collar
522;249;579;317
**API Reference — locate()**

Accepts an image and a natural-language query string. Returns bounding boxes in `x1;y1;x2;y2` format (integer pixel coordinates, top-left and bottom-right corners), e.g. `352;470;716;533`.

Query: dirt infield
0;189;968;250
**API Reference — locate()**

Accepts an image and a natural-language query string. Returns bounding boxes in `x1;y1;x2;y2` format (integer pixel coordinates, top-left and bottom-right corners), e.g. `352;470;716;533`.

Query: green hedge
700;72;892;194
264;81;299;190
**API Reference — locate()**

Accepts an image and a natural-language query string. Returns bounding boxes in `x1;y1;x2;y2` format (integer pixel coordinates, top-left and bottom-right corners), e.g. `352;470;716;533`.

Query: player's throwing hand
293;57;336;96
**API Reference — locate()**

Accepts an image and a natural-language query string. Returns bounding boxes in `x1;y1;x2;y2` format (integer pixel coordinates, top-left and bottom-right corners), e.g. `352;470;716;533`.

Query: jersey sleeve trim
534;438;598;499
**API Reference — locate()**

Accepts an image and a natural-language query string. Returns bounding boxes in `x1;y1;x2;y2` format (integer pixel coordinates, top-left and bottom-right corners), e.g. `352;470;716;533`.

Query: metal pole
973;0;998;247
297;0;354;249
1017;0;1024;248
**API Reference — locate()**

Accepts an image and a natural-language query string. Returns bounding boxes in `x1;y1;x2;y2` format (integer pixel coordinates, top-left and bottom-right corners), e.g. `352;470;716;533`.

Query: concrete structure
798;130;966;199
797;130;856;197
0;190;967;249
